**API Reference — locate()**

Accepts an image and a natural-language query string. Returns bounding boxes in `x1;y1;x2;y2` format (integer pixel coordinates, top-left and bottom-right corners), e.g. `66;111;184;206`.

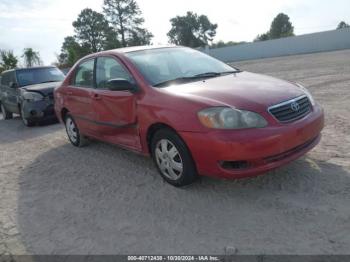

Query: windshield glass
16;67;65;87
125;47;238;86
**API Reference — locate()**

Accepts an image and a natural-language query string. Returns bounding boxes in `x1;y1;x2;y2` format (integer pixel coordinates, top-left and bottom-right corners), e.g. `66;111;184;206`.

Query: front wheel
151;129;198;187
65;114;89;147
0;103;13;120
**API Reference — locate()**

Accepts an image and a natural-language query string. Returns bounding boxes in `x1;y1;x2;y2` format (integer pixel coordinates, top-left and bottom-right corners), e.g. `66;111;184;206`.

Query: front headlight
21;91;44;102
198;107;267;129
296;83;315;106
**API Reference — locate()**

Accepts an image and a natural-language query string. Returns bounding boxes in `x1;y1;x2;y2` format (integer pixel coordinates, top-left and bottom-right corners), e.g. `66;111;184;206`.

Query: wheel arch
146;122;178;155
61;108;69;122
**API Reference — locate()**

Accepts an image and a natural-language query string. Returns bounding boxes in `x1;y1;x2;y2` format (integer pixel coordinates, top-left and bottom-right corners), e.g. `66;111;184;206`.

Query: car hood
163;72;305;113
21;82;62;96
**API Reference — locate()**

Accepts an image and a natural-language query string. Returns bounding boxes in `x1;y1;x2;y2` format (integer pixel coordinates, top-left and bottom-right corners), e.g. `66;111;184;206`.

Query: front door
92;56;140;151
67;59;98;136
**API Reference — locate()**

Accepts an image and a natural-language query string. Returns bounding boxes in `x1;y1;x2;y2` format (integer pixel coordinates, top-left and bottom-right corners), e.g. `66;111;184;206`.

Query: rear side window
74;59;95;88
96;57;133;89
1;71;16;86
1;73;8;85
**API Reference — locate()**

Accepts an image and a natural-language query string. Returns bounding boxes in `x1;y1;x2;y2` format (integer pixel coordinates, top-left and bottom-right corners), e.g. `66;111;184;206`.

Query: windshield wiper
195;70;241;77
192;72;222;78
154;70;241;87
153;76;199;87
40;80;60;84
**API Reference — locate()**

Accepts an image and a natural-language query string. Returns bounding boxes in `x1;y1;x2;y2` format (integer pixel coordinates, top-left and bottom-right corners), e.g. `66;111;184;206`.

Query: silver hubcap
66;118;78;143
155;139;183;180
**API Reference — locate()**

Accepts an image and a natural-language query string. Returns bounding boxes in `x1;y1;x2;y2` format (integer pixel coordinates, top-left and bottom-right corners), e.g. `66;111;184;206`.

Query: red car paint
54;46;324;179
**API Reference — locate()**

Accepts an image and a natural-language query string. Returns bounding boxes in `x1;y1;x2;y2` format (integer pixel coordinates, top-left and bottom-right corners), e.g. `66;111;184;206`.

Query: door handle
67;91;73;95
91;93;101;100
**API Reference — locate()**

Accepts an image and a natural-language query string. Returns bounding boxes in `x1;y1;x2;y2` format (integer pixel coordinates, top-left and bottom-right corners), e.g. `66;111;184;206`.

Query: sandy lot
0;49;349;255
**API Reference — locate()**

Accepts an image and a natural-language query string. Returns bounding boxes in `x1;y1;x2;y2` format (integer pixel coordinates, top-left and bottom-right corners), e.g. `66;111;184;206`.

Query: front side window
16;67;64;87
74;59;95;88
96;57;133;89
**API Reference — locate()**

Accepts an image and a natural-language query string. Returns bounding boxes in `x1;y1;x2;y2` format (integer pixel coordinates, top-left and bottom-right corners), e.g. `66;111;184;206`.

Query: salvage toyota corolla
54;46;324;186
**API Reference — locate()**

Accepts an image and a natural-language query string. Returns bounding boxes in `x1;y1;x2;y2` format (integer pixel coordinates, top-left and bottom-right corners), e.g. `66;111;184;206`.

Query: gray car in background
0;66;65;126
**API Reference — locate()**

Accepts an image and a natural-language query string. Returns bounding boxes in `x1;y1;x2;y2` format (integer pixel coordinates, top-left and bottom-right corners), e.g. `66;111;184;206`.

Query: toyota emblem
291;102;300;112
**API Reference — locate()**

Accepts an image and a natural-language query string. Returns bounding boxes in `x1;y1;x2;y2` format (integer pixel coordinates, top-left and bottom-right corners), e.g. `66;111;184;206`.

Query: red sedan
54;46;324;186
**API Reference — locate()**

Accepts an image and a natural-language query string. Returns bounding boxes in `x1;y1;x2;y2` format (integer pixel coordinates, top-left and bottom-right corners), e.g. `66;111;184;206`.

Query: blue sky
0;0;349;65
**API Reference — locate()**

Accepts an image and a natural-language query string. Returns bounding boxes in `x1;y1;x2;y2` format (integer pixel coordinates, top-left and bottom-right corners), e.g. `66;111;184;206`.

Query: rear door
66;59;98;136
92;56;140;150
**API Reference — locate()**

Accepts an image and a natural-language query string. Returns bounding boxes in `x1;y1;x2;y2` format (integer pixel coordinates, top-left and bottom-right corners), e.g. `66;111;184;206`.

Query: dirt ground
0;49;349;255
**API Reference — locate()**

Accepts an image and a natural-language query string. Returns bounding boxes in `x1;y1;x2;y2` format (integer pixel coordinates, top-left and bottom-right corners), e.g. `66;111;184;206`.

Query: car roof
15;66;57;71
81;45;181;61
1;66;57;74
75;45;189;64
111;45;178;54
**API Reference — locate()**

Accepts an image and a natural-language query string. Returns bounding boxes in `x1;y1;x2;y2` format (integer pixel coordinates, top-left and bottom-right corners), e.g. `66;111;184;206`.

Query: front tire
151;128;198;187
65;114;89;147
1;103;13;120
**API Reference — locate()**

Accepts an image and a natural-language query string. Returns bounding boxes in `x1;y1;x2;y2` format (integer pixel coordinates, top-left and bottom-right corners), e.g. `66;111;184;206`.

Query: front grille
268;95;311;123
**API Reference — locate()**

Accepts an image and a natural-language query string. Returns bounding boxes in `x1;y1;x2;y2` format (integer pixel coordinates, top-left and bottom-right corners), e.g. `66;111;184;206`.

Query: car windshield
16;67;65;87
125;47;240;87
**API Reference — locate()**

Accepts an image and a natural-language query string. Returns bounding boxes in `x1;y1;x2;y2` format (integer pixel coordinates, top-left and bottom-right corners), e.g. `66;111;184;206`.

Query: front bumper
179;104;324;179
21;100;57;121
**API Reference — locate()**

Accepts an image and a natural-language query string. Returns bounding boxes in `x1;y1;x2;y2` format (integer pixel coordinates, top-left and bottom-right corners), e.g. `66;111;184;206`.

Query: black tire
20;104;35;127
151;128;198;187
0;102;13;120
65;114;89;147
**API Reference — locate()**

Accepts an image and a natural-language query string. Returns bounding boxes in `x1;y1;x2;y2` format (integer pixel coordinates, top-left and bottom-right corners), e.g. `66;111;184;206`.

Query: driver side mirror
107;78;136;92
10;82;18;89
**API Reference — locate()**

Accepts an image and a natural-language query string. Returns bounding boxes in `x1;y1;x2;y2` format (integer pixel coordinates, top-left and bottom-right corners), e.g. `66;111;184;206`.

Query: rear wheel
20;104;35;127
0;103;13;120
65;114;89;147
151;128;198;187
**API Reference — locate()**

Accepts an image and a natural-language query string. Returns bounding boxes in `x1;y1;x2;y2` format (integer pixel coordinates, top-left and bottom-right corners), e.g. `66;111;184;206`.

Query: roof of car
111;45;178;54
1;66;57;74
15;66;57;71
82;45;180;61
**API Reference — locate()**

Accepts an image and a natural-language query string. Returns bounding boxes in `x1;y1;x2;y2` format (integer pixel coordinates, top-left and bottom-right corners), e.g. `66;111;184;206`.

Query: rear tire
151;128;198;187
65;114;89;147
20;104;35;127
0;103;13;120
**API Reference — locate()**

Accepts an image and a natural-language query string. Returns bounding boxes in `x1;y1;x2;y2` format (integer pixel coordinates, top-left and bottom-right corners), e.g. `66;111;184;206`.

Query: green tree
103;0;153;47
128;27;154;46
254;13;294;42
73;8;118;53
211;40;246;48
167;11;217;47
269;13;294;39
104;29;122;50
0;50;18;72
57;36;90;68
337;21;350;29
254;32;270;42
22;48;41;68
